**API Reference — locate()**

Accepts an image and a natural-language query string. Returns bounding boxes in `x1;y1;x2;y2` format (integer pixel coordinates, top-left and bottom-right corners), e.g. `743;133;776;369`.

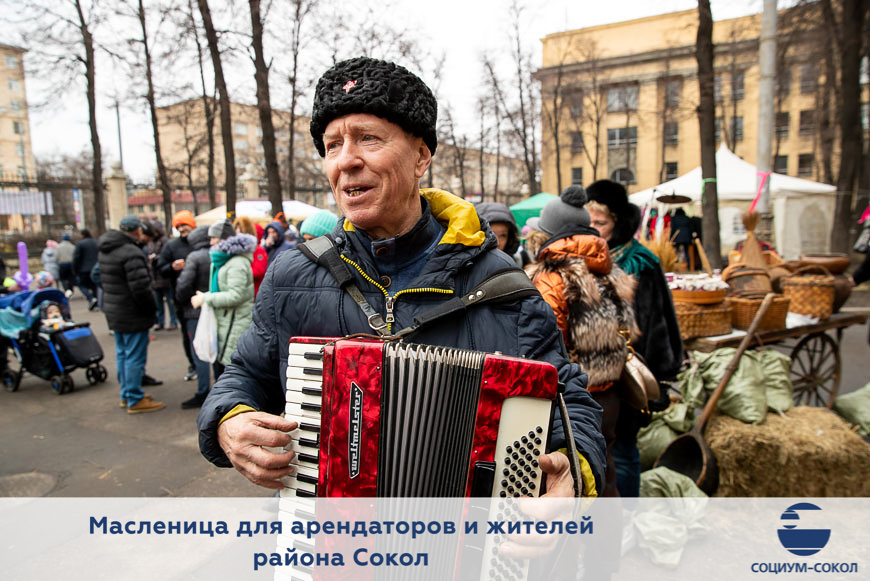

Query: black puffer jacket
197;189;607;494
73;236;98;275
175;226;212;320
157;234;192;286
97;230;156;333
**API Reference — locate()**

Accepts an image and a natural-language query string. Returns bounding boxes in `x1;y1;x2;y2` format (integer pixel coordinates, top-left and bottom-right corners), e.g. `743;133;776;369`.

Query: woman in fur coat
527;186;639;498
586;179;684;497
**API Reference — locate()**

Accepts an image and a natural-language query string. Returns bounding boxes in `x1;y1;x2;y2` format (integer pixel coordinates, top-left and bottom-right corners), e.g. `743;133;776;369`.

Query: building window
731;71;745;100
732;214;747;236
800;63;816;94
665;162;678;181
233;123;248;135
730;117;744;142
14;143;24;157
775;112;790;139
13;121;24;134
568;92;583;117
664;122;678;145
571;167;583;186
665;79;680;108
10;100;21;112
799;110;815;136
5;55;18;69
714;74;723;102
714;117;722;141
234;139;248;151
776;68;791;96
611;168;635;184
797;153;814;177
570;131;584;153
8;78;20;92
606;86;638;112
774;155;788;174
607;126;637;148
255;126;263;137
861;102;869;130
861;56;869;85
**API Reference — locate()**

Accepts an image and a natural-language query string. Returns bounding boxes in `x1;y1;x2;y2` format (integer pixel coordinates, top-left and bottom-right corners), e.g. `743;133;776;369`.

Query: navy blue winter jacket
197;190;606;494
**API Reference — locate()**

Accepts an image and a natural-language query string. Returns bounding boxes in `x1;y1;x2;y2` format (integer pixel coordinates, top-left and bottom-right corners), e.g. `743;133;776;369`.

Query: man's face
322;113;431;240
267;229;279;243
177;224;192;238
490;222;511;252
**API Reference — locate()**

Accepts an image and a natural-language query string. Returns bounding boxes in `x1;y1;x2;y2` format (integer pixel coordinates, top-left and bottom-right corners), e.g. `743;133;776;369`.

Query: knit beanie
526;186;590;236
310;57;438;157
300;210;339;238
173;210;196;229
119;215;143;232
208;219;235;240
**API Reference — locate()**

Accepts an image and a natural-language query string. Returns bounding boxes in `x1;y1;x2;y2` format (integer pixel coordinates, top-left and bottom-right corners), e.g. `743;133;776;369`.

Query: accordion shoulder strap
298;235;390;336
299;236;540;339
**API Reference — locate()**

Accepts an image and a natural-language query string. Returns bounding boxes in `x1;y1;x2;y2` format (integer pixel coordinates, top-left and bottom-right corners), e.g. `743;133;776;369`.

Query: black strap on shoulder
298;235;389;336
393;268;540;339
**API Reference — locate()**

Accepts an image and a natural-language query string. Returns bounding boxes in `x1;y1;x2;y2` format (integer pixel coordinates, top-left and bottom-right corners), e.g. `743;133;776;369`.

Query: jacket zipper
339;255;453;331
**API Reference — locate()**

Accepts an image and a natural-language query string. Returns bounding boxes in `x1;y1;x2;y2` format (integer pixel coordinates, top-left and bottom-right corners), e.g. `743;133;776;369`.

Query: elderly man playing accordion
197;58;606;521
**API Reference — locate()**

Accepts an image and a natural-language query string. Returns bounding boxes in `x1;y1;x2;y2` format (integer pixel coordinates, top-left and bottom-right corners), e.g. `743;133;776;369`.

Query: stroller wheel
50;375;64;395
97;365;108;383
62;375;75;394
1;369;19;392
86;366;99;386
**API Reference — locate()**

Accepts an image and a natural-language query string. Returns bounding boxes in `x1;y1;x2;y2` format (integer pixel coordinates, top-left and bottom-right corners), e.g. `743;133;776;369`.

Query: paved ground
0;293;267;497
1;290;868;498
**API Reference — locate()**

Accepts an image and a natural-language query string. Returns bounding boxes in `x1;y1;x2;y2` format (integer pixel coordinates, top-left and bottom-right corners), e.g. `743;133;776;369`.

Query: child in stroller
1;288;107;394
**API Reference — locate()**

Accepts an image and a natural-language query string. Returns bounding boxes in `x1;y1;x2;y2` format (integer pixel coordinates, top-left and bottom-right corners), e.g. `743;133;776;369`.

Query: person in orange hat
156;209;199;381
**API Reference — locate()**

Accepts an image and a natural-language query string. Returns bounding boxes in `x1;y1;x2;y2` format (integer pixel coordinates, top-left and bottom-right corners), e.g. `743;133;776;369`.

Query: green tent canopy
509;193;557;229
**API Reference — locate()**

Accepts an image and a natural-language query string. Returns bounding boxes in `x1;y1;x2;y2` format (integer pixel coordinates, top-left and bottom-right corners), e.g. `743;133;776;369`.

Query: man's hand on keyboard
217;411;298;489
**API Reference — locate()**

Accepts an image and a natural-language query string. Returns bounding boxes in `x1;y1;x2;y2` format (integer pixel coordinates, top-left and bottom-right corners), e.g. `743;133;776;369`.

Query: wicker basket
675;301;733;340
671;288;727;305
728;295;790;331
781;265;835;320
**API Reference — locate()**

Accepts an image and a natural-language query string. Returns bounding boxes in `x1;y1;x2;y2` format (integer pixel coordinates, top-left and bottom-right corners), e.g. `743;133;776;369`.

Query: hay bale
705;406;870;496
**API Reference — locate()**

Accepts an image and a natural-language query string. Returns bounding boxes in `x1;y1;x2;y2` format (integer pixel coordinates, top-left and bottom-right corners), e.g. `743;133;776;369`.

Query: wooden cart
684;312;868;409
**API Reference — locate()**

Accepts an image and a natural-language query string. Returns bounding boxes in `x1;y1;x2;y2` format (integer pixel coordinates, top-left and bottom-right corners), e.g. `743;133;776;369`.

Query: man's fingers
248;412;297;433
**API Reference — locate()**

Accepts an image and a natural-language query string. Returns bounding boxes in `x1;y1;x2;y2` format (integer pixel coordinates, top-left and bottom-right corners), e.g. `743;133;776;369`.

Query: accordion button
506;446;512;453
536;426;544;434
502;468;509;476
534;437;542;445
528;431;535;438
531;471;538;478
521;436;528;444
522;487;529;495
529;482;536;490
511;452;518;460
499;491;506;498
532;459;539;467
525;453;532;461
513;440;520;448
501;480;508;487
533;450;541;457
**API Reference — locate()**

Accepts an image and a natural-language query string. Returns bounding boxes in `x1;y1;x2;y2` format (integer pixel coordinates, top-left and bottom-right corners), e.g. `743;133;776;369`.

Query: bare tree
123;0;175;232
248;0;282;215
539;41;571;194
162;99;208;215
567;38;606;182
186;0;217;208
196;0;236;216
11;0;109;234
697;0;722;268
826;0;867;253
443;109;468;196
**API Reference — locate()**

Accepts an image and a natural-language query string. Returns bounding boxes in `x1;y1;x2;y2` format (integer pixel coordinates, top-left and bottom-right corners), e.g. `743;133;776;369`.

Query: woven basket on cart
781;265;835;320
728;294;790;331
674;301;733;340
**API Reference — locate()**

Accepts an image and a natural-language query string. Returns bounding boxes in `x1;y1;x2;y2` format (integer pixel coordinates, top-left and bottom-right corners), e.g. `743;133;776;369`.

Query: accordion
281;337;559;499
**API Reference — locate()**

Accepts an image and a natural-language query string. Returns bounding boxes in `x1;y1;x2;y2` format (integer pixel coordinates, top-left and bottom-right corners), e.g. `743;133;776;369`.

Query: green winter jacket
203;234;255;365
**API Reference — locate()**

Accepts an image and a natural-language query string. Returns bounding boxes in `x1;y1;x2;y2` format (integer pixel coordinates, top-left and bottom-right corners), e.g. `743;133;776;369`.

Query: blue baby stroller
0;288;107;394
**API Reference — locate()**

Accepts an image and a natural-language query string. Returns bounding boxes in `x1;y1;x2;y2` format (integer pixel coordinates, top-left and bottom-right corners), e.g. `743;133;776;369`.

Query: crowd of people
3;56;869;510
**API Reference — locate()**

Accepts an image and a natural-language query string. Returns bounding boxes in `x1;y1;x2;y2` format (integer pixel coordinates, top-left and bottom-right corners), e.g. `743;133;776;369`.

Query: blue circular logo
777;503;831;556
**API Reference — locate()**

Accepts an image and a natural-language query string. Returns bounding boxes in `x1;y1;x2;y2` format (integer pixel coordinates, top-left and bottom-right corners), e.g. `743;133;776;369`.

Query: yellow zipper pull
385;296;395;323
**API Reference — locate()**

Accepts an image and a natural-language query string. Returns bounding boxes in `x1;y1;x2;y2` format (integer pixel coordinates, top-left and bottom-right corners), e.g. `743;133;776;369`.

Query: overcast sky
23;0;763;184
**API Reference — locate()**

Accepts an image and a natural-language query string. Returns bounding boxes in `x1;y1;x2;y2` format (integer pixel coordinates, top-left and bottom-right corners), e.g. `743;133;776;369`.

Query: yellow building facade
538;8;865;195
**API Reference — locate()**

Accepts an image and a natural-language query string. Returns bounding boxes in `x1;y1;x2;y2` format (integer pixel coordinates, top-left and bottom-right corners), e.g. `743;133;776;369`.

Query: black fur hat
586;179;641;248
309;57;438;157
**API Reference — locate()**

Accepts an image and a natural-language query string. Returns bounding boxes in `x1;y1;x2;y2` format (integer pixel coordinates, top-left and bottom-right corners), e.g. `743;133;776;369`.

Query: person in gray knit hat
199;56;607;513
208;219;235;242
527;186;590;236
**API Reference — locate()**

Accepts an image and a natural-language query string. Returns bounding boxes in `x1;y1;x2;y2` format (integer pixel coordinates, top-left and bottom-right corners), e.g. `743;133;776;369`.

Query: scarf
610;239;659;278
209;250;231;292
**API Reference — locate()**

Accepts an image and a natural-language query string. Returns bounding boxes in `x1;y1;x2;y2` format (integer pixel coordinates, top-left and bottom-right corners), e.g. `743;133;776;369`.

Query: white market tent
629;146;837;260
194;199;322;226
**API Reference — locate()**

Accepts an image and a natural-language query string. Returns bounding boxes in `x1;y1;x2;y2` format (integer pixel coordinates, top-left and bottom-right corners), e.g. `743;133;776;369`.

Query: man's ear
415;141;432;179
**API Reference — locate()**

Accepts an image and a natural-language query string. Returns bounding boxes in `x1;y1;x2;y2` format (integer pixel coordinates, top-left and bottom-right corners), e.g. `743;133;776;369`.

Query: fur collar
214;233;257;256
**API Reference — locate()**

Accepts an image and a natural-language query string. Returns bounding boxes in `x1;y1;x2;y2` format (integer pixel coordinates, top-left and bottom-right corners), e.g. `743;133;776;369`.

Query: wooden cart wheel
790;332;841;408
